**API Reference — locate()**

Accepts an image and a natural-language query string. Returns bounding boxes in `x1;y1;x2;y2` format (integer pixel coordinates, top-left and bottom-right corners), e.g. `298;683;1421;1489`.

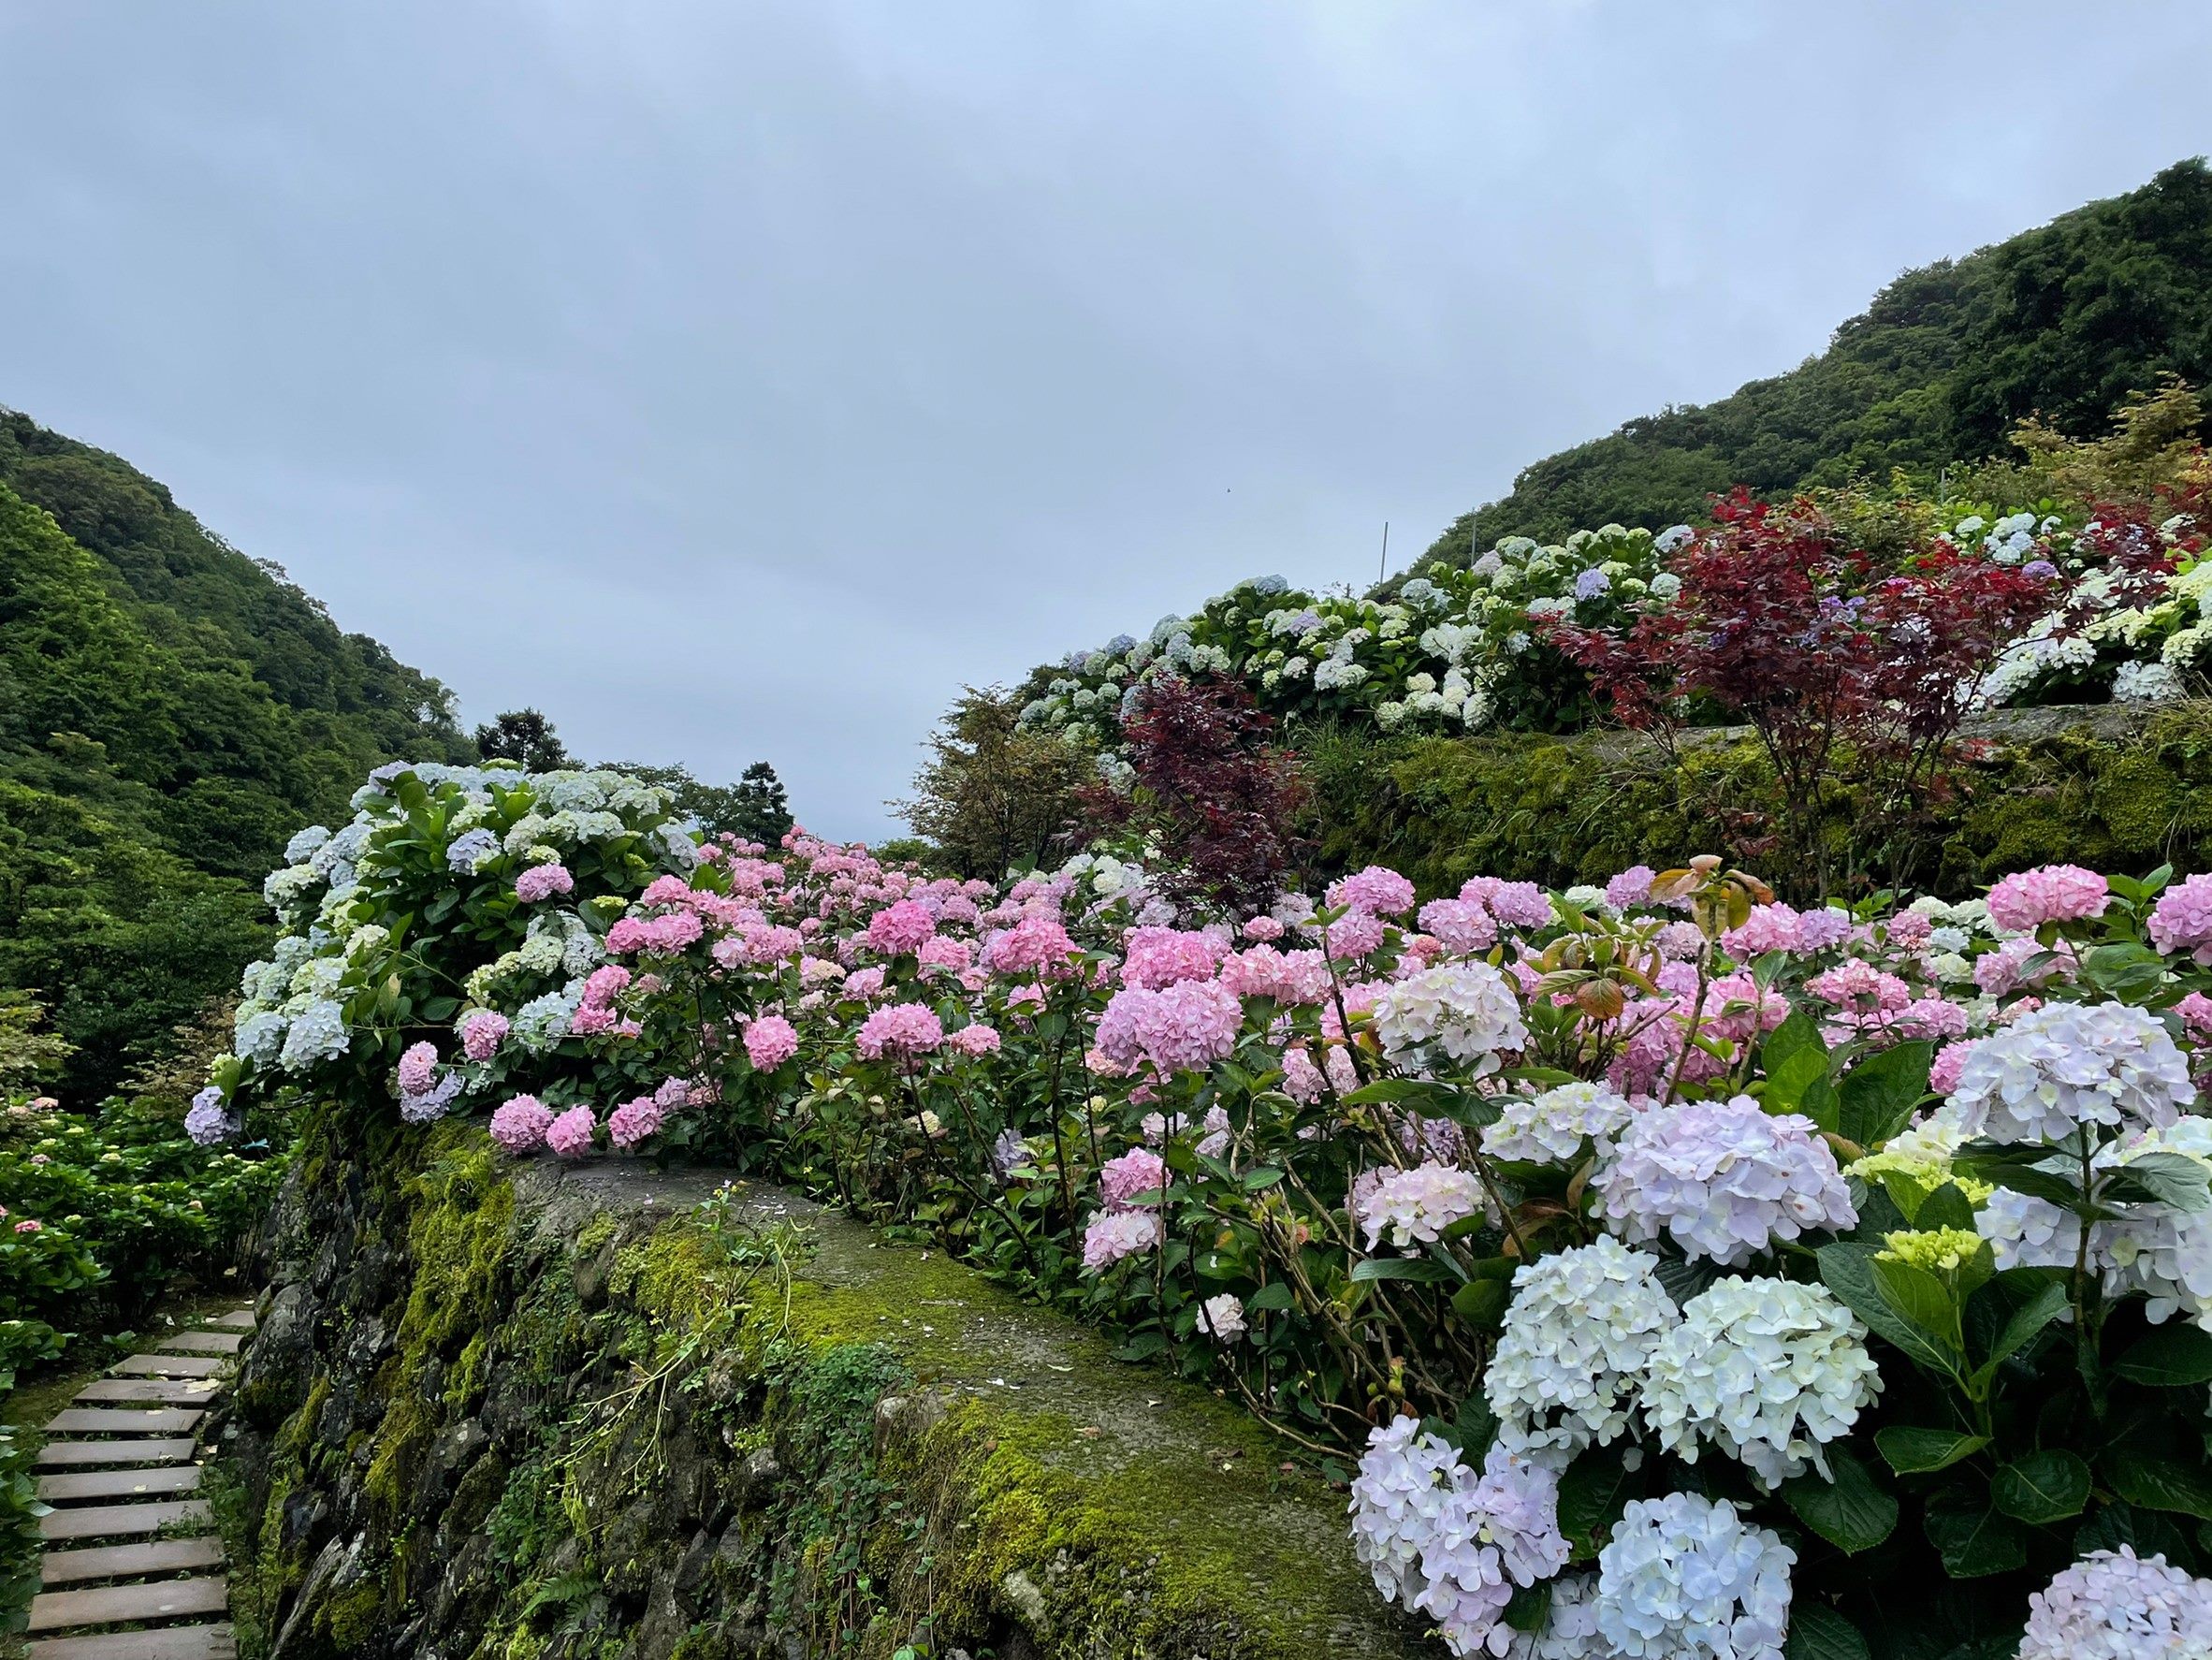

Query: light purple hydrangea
1594;1097;1855;1265
1946;998;2195;1144
1357;1161;1489;1251
1081;1207;1162;1272
1099;1146;1169;1210
488;1095;556;1154
606;1094;665;1148
1593;1492;1793;1660
399;1071;464;1124
1348;1420;1568;1658
2018;1547;2212;1660
184;1086;237;1147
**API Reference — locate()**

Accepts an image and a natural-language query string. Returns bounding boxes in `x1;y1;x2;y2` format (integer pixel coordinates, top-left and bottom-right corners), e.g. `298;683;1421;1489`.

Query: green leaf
2075;1502;2202;1574
1450;1279;1508;1326
1819;1245;1961;1376
1556;1449;1638;1558
419;995;460;1023
1874;1426;1988;1476
1349;1256;1459;1285
1765;1046;1832;1115
1502;1581;1550;1635
2104;1152;2212;1213
1783;1448;1898;1553
2079;940;2170;1002
2104;1447;2212;1519
1923;1490;2030;1578
1783;1603;1872;1660
1453;1393;1499;1461
1872;1256;1962;1355
1972;1280;2069;1383
1763;1008;1828;1073
1839;1041;1934;1145
1243;1282;1292;1314
2114;1323;2212;1386
1992;1450;2092;1524
1914;1182;1977;1232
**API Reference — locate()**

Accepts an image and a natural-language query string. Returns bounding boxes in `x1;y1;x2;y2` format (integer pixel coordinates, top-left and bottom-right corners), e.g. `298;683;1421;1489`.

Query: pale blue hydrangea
399;1070;466;1124
277;998;349;1071
1593;1493;1792;1660
263;864;321;914
1487;1235;1678;1463
1502;1571;1599;1659
446;828;501;872
512;988;582;1055
284;824;331;864
235;1011;287;1065
1573;567;1611;601
1641;1277;1880;1490
1481;1082;1635;1163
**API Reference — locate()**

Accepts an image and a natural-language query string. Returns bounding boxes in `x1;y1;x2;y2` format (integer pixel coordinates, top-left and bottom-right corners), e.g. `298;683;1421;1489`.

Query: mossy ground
219;1129;1431;1660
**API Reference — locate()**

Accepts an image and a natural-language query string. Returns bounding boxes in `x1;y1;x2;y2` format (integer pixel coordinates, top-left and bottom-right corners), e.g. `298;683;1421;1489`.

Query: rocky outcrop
214;1112;1431;1660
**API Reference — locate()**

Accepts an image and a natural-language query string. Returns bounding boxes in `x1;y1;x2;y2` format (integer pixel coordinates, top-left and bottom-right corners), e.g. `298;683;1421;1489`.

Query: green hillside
1426;157;2212;561
0;410;473;1099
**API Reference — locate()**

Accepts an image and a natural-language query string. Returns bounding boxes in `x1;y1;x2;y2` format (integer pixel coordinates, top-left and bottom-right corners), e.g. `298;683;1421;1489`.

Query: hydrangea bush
203;759;2212;1658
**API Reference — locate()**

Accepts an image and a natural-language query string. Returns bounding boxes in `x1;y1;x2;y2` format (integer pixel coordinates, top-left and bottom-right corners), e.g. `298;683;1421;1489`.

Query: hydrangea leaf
2074;1501;2202;1573
2113;1323;2212;1387
1348;1256;1457;1285
1923;1489;2030;1578
1837;1040;1933;1146
1783;1603;1872;1660
1555;1448;1641;1558
1783;1448;1897;1553
1873;1426;1988;1475
1819;1244;1961;1378
1991;1450;2091;1524
2104;1444;2212;1519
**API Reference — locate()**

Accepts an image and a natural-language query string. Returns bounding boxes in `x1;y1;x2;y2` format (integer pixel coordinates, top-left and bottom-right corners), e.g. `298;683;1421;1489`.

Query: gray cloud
4;1;2207;837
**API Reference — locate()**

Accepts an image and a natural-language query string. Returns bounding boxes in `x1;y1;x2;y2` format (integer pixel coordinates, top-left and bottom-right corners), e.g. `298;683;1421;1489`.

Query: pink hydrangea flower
460;1011;509;1062
2149;873;2212;965
490;1095;556;1154
1099;1147;1169;1210
841;966;887;1000
1417;898;1498;954
1281;1044;1327;1103
1241;914;1285;942
1606;866;1655;909
1121;926;1230;990
2176;992;2212;1038
1094;981;1244;1076
1806;959;1913;1016
606;1095;664;1149
1081;1207;1162;1271
1973;936;2074;997
855;1002;944;1060
918;935;975;972
1326;910;1389;960
745;1014;800;1070
1461;877;1553;930
1928;1039;1979;1097
984;913;1079;976
1328;866;1417;916
866;898;939;955
516;863;575;903
396;1041;440;1097
1217;945;1331;1005
1987;864;2110;933
581;965;632;1009
1723;903;1803;957
546;1104;597;1158
946;1023;1001;1056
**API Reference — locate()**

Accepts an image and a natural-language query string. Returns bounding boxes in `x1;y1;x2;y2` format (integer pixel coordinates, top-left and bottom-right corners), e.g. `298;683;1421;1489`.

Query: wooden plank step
113;1355;224;1378
28;1577;229;1633
75;1380;224;1406
154;1332;240;1356
42;1409;204;1436
39;1464;202;1504
36;1440;198;1470
36;1536;226;1586
37;1500;211;1542
28;1624;236;1660
205;1311;255;1330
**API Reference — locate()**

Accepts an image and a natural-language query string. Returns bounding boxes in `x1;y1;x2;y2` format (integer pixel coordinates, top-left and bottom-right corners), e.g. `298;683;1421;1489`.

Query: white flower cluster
1480;1082;1636;1163
1486;1236;1678;1463
2018;1547;2212;1660
1348;1420;1569;1657
1594;1097;1857;1265
1946;998;2195;1143
1371;961;1529;1074
1593;1493;1794;1660
1641;1277;1881;1490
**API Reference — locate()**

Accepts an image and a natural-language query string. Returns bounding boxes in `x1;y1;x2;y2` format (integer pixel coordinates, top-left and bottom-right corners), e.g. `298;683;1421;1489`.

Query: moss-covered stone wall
213;1110;1431;1660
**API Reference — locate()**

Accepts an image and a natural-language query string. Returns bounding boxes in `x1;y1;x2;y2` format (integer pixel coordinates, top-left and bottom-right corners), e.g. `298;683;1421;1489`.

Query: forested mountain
0;410;473;1098
1426;158;2212;561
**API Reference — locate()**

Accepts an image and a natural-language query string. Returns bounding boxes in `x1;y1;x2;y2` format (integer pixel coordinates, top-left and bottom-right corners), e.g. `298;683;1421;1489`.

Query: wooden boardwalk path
25;1305;255;1659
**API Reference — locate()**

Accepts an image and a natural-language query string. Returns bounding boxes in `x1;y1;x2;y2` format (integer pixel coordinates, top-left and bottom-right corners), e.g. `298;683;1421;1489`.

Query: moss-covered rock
216;1123;1433;1660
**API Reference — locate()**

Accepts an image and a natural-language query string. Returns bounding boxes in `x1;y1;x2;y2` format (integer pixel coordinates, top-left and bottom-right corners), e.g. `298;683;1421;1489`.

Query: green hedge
1296;702;2212;898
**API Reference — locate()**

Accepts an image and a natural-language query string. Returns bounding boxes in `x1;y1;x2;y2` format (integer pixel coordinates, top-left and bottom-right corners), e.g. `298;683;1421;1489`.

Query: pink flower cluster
489;1095;556;1153
1986;864;2110;933
866;899;939;955
2151;874;2212;965
744;1014;799;1070
460;1011;509;1062
546;1103;597;1158
855;1001;944;1060
515;863;575;903
1094;980;1243;1076
1328;865;1417;916
1121;926;1230;990
396;1041;440;1096
605;910;706;956
607;1095;664;1148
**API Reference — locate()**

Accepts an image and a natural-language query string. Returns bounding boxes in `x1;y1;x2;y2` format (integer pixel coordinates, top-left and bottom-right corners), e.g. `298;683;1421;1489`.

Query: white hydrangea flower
1371;962;1529;1075
1481;1082;1636;1164
2018;1547;2212;1660
1357;1162;1489;1250
1196;1293;1245;1344
284;824;331;864
1501;1572;1600;1660
262;863;321;914
1947;999;2195;1143
1486;1235;1678;1463
1593;1493;1793;1660
2097;1119;2212;1331
1641;1277;1881;1490
276;998;349;1071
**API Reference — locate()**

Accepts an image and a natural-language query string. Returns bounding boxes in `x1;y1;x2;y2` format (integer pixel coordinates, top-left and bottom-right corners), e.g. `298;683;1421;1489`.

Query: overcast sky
3;4;2207;839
